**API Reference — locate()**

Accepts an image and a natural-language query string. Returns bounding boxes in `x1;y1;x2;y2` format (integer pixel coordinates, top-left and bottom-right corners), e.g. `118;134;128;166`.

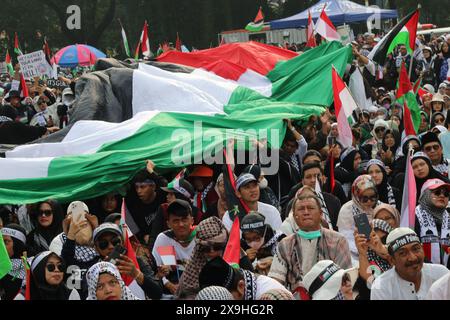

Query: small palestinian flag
368;10;420;65
14;32;23;56
5;49;14;77
245;7;264;32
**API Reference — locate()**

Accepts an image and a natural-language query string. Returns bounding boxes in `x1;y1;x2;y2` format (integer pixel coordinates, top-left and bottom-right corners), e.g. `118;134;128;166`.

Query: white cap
386;228;420;254
423;84;435;94
302;260;358;300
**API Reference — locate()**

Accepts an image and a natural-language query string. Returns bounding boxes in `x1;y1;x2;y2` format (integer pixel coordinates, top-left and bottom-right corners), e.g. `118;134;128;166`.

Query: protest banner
18;50;52;79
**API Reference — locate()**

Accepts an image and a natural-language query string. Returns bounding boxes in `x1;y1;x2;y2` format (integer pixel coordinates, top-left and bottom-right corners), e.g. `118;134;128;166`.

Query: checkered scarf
242;269;257;300
60;233;98;263
177;217;228;296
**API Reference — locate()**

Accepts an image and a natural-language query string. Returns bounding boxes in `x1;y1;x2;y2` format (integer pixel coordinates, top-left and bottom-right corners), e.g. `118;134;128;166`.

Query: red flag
329;154;335;194
400;149;416;229
403;100;416;136
405;10;420;52
43;37;52;64
140;21;151;57
120;199;141;286
222;216;240;268
254;7;264;23
20;74;29;98
21;256;31;300
306;11;317;48
176;32;182;52
397;62;413;99
315;5;340;41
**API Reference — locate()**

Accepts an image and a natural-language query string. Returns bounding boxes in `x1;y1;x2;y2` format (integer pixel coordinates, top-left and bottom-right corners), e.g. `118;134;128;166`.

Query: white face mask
246;227;267;251
259;178;268;189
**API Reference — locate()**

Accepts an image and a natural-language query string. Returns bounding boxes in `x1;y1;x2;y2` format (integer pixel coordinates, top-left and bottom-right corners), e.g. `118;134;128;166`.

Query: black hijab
30;252;70;300
4;224;27;259
340;148;360;173
30;200;64;245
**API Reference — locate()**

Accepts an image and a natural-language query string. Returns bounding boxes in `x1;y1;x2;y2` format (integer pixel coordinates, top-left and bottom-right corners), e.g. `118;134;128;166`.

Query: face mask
298;229;321;240
246;227;266;250
259;178;268;189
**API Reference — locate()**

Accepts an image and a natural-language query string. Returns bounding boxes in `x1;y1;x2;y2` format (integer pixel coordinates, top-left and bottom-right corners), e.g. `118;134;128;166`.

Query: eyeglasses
198;243;226;253
97;237;122;250
435;118;445;124
360;195;378;203
432;189;450;198
424;144;441;152
38;210;53;217
46;262;66;273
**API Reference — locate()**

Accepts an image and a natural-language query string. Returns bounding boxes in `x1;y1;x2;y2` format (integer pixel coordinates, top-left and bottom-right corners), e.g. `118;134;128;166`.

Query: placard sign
18;50;52;79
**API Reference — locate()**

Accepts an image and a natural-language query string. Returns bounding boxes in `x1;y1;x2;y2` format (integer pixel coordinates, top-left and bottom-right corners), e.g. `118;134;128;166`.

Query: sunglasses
97;237;122;250
361;195;378;203
375;127;385;133
435;118;445;123
432;189;450;198
424;144;441;152
38;210;53;217
46;263;66;273
199;243;226;253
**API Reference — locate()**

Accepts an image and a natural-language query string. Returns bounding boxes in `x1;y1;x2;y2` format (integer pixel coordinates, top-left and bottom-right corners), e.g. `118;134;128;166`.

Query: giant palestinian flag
368;10;419;65
0;42;352;205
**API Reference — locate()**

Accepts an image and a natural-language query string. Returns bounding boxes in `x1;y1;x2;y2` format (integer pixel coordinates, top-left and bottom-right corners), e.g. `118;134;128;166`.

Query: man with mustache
371;228;449;300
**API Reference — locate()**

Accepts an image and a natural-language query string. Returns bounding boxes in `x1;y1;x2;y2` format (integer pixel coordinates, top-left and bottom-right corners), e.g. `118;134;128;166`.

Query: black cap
5;90;22;102
421;131;441;148
242;164;261;180
199;257;236;290
167;199;192;217
240;211;266;234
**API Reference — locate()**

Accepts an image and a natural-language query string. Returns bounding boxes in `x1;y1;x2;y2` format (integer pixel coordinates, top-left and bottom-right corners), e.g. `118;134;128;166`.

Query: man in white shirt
199;256;290;300
152;200;197;296
222;173;282;232
371;228;449;300
426;273;450;300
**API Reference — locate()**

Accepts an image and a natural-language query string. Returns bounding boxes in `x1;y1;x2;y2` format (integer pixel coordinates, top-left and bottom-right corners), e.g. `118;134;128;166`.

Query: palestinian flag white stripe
6;112;159;159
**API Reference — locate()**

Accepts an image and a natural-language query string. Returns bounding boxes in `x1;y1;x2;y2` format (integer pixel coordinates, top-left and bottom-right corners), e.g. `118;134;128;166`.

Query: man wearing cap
371;228;449;300
92;222;163;299
187;165;218;217
268;194;352;293
421;131;449;177
0;90;35;124
199;256;289;300
152;199;197;296
303;260;358;300
242;164;279;211
125;160;166;245
415;178;450;266
222;173;282;233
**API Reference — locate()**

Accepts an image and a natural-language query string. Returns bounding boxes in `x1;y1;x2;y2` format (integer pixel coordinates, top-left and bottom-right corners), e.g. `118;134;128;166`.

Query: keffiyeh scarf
86;262;139;300
242;269;257;300
60;233;98;263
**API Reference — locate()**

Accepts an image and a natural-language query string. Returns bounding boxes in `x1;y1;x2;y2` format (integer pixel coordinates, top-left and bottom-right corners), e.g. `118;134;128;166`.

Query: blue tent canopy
270;0;397;30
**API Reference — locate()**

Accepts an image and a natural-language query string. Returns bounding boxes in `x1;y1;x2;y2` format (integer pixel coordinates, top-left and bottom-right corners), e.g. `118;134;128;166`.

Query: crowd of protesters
1;30;450;301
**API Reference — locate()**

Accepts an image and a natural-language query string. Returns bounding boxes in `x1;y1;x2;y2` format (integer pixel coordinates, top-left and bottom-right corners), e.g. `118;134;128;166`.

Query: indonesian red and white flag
157;246;177;266
400;150;416;229
315;7;341;41
140;21;151;58
332;67;357;149
306;11;317;48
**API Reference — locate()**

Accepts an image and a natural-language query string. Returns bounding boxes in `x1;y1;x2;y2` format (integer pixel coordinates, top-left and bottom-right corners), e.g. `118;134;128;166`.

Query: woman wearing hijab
240;212;285;275
86;262;140;300
176;216;253;298
391;135;422;186
334;147;363;198
373;203;400;229
354;216;393;300
365;159;402;211
411;152;450;203
431;112;446;129
379;129;400;170
435;42;450;83
0;224;29;300
27;200;64;256
362;119;389;159
419;111;430;134
337;175;382;261
415;179;450;267
30;251;79;300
